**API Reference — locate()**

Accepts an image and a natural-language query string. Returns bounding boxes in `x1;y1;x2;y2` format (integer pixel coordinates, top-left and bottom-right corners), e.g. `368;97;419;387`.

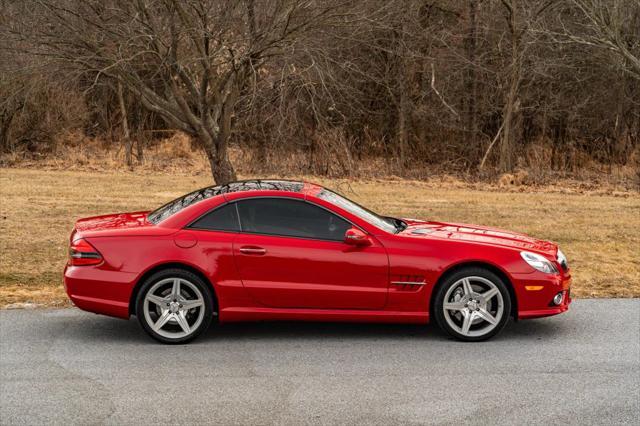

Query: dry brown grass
1;167;638;308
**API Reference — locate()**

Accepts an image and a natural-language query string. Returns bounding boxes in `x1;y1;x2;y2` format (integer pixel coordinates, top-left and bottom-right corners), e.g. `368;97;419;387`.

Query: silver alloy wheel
442;276;504;338
143;277;205;340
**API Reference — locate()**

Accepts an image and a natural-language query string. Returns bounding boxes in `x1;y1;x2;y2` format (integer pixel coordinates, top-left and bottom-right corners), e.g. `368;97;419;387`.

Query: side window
236;198;351;241
189;203;240;232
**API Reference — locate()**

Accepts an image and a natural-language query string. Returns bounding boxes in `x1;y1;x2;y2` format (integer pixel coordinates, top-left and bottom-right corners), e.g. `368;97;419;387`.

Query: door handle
239;246;267;255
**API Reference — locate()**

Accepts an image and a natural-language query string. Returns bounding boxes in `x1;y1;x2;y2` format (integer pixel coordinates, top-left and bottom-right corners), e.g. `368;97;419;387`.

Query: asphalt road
1;299;639;425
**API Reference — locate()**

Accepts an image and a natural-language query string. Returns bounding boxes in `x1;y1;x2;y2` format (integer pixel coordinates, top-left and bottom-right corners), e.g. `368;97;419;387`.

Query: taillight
69;238;103;266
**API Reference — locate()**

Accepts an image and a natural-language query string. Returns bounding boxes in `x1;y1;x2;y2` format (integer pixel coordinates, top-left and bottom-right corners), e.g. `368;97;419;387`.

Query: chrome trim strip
391;281;426;286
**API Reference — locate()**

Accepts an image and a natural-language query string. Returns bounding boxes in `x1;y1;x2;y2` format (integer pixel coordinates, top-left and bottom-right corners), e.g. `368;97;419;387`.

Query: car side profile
64;180;571;343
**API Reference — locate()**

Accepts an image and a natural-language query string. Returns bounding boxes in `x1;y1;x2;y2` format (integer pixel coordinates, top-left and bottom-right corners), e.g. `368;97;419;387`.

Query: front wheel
136;269;213;344
433;268;511;341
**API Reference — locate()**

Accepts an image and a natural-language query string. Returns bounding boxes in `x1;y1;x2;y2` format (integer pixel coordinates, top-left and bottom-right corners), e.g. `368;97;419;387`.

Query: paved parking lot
1;299;639;425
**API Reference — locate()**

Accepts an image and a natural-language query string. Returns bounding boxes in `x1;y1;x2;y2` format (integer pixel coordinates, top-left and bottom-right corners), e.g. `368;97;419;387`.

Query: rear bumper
64;264;136;319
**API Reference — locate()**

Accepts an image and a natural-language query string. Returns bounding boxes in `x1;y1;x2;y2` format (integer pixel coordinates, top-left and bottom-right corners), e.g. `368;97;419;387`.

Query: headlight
520;251;558;274
557;249;567;269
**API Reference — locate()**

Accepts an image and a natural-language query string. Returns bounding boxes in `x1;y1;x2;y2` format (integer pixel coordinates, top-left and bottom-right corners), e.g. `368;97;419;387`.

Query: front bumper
513;271;572;320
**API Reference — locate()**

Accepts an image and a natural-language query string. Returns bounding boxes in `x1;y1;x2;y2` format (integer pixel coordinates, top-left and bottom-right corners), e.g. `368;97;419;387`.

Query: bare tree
497;0;555;172
464;0;481;148
546;0;640;79
12;0;349;183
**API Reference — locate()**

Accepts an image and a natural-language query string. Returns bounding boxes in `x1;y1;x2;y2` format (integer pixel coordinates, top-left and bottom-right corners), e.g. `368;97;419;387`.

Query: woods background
1;0;639;186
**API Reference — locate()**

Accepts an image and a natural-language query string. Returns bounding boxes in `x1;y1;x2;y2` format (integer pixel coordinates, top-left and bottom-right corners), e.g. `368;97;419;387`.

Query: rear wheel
433;268;511;341
135;269;213;344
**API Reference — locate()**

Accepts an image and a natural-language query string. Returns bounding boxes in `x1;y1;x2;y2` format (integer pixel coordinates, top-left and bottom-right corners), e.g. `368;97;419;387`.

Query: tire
433;267;511;342
135;269;214;344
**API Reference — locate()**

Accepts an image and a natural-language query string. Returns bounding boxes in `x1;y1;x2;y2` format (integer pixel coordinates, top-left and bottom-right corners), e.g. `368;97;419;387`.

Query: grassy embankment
1;167;638;307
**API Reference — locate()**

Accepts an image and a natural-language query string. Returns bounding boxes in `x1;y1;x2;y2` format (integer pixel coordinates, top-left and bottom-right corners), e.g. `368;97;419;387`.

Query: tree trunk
0;111;16;153
500;78;518;173
202;84;240;185
0;100;23;153
206;147;237;185
117;81;133;168
136;138;144;164
200;128;237;185
256;138;268;169
465;0;479;147
500;8;521;174
397;85;409;168
396;22;409;169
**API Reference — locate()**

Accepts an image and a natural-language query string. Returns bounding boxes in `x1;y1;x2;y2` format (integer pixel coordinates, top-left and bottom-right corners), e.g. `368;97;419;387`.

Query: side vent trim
391;280;426;286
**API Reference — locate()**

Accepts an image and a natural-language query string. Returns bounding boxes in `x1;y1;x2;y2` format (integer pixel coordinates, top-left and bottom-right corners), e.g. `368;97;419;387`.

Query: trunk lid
73;211;153;236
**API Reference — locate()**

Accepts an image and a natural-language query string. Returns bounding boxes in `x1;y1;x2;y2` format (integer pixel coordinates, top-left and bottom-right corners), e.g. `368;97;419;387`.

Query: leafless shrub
0;74;87;155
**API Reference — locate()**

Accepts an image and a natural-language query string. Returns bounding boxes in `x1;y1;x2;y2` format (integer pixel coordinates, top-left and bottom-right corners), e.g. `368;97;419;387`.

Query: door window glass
236;198;351;241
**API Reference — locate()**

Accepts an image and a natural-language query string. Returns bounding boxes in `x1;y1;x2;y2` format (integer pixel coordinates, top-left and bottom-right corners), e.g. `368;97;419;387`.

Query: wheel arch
429;261;518;319
129;262;218;316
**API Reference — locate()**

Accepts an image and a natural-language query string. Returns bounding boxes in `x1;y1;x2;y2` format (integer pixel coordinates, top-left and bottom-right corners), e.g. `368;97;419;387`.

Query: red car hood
74;211;152;233
400;219;557;257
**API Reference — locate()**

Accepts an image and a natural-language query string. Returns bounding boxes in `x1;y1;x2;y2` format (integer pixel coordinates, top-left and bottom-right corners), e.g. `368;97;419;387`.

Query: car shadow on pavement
49;311;568;345
203;321;441;342
198;317;566;343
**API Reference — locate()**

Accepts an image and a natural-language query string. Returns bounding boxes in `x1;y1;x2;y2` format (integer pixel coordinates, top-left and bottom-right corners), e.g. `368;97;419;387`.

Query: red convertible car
64;180;571;343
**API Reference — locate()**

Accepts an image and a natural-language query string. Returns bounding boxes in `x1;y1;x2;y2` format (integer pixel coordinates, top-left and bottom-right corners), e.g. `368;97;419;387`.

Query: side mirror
344;227;371;246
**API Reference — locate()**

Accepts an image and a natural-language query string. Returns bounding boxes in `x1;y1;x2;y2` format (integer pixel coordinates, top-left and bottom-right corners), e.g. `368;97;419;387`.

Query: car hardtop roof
204;179;322;196
147;179;326;226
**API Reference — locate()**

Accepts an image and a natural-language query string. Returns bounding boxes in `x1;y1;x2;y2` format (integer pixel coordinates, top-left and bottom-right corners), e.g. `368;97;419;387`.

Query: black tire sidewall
433;267;512;342
135;269;214;344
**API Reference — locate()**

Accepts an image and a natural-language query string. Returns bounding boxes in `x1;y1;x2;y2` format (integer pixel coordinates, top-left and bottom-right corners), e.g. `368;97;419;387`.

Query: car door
232;197;389;310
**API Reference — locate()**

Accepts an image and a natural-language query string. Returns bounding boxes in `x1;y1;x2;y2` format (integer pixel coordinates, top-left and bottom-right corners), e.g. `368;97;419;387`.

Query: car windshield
317;189;400;233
